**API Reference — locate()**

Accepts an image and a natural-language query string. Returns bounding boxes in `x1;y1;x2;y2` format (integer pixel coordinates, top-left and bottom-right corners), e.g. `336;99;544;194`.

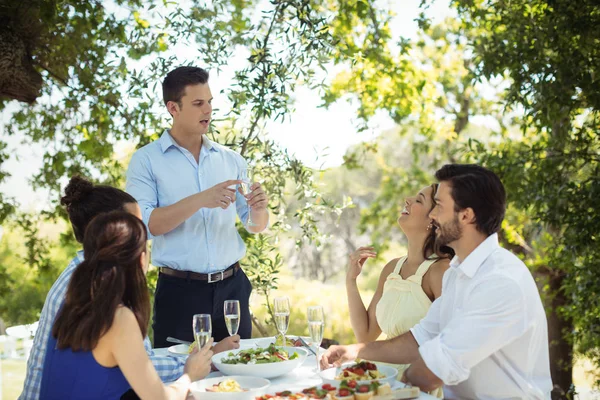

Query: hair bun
61;176;94;208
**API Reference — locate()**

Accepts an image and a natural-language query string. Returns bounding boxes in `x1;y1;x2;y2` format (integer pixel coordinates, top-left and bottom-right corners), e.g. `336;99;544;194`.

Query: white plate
190;375;270;400
261;380;410;399
212;346;308;379
319;363;398;387
167;344;189;357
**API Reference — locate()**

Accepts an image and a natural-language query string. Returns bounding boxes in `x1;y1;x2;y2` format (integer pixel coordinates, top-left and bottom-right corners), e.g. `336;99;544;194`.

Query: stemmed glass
192;314;212;350
307;305;325;372
273;296;290;346
240;168;257;227
224;300;241;336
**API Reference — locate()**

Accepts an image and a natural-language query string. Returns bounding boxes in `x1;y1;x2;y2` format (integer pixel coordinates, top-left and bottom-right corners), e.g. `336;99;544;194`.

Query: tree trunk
0;26;42;103
546;272;574;399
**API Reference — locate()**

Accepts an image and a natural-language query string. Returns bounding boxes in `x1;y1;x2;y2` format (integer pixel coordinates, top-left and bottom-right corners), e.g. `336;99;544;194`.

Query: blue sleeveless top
39;335;131;399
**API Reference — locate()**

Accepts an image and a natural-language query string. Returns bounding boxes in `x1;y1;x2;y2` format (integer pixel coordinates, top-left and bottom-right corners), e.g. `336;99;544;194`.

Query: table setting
153;296;436;399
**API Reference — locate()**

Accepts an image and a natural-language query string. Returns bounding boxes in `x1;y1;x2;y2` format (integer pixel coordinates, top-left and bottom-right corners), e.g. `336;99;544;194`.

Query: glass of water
307;305;325;372
224;300;241;336
273;296;290;346
192;314;212;350
240;168;257;227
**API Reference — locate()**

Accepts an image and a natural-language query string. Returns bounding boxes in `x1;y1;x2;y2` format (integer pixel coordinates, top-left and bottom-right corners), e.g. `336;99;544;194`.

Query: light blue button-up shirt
126;130;250;273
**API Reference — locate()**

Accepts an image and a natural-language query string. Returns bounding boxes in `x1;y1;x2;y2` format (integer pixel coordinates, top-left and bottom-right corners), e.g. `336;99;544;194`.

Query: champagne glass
240;168;258;227
224;300;241;336
273;296;290;346
192;314;212;350
307;305;325;372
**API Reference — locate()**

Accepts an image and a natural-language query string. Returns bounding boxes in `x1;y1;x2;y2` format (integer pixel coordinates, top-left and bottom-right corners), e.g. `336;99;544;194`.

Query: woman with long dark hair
39;212;213;399
346;184;454;398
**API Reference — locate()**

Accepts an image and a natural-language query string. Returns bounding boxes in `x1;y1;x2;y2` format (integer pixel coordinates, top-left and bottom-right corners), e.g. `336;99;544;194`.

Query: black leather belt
159;262;240;283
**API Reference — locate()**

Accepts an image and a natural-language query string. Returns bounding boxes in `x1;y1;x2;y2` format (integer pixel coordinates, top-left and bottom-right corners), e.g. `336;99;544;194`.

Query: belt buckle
208;270;224;283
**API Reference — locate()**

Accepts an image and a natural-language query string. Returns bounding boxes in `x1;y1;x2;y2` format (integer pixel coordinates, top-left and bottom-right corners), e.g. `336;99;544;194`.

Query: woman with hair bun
20;176;229;400
40;212;212;399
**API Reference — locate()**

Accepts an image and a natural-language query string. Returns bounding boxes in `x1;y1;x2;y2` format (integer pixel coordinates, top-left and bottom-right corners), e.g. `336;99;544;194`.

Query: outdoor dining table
153;337;437;399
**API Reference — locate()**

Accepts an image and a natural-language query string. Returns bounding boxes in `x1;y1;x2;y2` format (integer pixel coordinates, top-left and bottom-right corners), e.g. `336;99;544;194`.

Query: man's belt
159;262;240;283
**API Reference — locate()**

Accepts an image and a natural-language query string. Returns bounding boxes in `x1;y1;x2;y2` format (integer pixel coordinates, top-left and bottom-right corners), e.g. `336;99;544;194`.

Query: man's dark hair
162;66;209;107
434;164;506;236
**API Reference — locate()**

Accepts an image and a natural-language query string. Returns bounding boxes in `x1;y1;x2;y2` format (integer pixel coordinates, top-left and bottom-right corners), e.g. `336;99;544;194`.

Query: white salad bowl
212;346;308;379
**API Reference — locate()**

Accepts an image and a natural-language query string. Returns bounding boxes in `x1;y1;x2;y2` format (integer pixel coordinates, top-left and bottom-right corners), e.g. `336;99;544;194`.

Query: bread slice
375;383;391;396
372;386;420;400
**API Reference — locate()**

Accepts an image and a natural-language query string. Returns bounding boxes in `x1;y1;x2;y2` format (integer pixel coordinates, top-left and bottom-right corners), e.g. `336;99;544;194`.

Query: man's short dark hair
162;66;209;106
435;164;506;236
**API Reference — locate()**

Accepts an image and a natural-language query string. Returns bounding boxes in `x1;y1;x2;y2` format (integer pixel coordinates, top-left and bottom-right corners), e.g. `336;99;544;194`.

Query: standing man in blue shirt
126;66;269;348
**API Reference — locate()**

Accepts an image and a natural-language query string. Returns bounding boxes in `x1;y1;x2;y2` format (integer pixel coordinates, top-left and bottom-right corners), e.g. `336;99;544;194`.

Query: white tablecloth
154;339;436;399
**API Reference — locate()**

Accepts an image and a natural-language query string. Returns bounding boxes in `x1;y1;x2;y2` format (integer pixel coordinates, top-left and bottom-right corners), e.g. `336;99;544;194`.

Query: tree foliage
453;0;600;390
0;0;346;331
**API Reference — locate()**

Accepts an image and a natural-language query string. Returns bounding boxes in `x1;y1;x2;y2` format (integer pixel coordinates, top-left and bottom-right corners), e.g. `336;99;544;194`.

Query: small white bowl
167;344;189;357
190;375;270;400
212;346;308;379
319;363;398;387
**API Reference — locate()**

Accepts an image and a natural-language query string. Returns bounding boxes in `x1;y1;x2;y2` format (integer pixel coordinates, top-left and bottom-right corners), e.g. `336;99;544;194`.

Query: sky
0;1;452;211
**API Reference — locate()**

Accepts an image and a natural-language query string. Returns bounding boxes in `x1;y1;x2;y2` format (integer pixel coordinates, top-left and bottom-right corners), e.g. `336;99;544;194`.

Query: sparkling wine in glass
307;305;325;372
224;300;241;336
193;314;212;349
240;168;258;227
273;296;290;346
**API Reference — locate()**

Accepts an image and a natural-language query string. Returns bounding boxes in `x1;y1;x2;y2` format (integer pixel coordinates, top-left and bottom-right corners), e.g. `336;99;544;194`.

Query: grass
2;358;26;400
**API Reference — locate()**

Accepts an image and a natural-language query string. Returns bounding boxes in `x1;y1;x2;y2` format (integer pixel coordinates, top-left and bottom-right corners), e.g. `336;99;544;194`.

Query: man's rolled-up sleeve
418;278;526;386
126;151;158;239
410;295;442;345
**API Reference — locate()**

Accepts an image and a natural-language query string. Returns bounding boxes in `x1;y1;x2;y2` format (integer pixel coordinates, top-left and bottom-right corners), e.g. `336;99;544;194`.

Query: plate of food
189;375;270;400
256;380;420;400
212;344;308;378
167;343;191;357
319;361;398;387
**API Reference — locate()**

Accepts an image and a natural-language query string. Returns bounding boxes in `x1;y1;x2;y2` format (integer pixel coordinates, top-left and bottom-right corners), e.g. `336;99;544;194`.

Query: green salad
221;344;299;365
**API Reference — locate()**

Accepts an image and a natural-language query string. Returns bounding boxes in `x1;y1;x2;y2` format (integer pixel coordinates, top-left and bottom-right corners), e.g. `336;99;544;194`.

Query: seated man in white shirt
321;164;552;400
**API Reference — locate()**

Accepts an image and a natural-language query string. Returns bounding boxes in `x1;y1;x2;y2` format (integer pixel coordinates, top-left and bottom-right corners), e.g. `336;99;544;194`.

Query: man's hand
240;182;268;211
212;334;240;354
320;344;363;369
201;180;241;209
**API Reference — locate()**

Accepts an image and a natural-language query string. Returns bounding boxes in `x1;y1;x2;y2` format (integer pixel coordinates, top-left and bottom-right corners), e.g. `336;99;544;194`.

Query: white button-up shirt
410;233;552;399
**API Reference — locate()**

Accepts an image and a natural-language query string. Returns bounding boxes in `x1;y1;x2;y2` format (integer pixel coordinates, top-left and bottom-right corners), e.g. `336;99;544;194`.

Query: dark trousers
152;267;253;348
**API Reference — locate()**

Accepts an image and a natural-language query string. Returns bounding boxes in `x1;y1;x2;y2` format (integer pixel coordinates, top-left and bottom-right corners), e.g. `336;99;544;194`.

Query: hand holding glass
193;314;212;350
273;296;290;345
224;300;241;336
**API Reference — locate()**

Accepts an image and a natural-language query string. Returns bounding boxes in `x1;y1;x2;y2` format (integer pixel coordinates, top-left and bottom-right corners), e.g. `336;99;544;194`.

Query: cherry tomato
358;385;370;393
